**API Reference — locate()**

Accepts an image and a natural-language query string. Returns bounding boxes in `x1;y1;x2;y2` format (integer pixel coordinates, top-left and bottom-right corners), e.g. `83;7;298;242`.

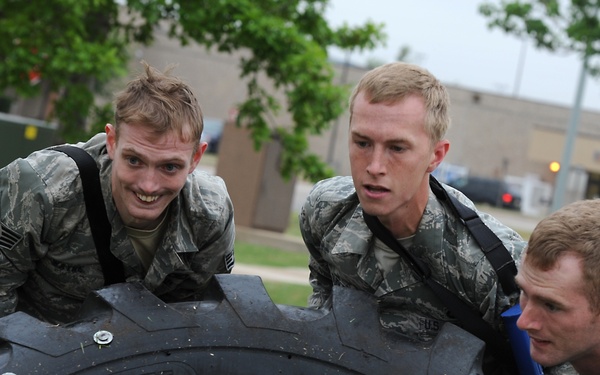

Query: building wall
7;23;600;190
444;87;600;184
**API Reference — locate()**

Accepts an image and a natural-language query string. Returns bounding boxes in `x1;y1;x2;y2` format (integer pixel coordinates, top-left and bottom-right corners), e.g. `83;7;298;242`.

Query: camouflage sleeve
0;157;54;316
477;209;525;305
0;222;27;316
299;181;334;309
437;183;526;334
545;362;578;375
196;195;235;277
445;184;525;299
188;173;236;286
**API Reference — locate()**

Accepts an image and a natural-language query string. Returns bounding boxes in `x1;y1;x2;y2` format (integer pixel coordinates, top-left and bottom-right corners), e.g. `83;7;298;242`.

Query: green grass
285;212;302;238
262;281;312;307
235;241;308;267
235;240;311;307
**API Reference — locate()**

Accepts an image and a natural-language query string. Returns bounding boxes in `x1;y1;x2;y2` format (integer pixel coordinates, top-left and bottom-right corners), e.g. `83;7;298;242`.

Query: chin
128;211;163;226
360;202;389;216
531;353;559;369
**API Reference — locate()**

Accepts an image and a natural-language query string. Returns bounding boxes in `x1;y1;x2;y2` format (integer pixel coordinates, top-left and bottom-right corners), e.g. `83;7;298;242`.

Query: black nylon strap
429;175;519;295
53;145;125;285
363;212;517;372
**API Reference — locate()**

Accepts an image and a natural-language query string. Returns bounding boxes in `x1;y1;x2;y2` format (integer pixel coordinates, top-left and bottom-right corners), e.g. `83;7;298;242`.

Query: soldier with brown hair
517;199;600;375
0;62;235;324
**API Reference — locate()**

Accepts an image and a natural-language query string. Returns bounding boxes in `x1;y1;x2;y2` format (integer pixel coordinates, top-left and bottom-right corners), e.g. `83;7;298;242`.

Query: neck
573;355;600;375
380;196;428;238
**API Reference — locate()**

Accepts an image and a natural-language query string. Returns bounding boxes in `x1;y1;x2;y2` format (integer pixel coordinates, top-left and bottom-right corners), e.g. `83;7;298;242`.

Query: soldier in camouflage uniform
0;62;235;324
516;199;600;375
300;62;573;374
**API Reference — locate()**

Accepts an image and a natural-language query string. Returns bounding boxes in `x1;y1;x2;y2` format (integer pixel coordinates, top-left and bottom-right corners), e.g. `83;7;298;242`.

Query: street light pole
551;57;588;212
512;39;528;97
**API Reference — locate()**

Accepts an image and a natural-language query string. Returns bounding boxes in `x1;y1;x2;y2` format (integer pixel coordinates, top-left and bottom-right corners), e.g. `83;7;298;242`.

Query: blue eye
164;164;180;172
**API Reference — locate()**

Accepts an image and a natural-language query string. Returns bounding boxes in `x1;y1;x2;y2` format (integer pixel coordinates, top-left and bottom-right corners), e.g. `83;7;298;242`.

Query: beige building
6;24;600;215
126;27;600;202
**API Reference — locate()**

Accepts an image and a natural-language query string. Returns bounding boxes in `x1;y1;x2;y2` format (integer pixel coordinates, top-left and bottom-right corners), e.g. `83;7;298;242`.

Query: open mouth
365;184;389;193
137;193;159;203
530;336;551;347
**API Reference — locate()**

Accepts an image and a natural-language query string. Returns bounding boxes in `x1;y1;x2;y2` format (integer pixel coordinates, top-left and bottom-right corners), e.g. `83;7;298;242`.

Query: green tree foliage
0;0;385;181
0;0;129;141
479;0;600;73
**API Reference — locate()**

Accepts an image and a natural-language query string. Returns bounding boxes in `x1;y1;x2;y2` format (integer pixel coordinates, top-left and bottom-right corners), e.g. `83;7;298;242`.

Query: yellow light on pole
549;161;560;173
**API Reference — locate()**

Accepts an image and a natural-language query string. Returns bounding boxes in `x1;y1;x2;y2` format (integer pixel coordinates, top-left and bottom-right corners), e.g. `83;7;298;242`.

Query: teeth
137;193;158;202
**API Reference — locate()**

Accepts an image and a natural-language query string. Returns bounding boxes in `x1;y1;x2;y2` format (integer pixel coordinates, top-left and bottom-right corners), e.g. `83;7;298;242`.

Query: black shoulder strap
363;212;517;371
429;175;519;295
53;145;125;285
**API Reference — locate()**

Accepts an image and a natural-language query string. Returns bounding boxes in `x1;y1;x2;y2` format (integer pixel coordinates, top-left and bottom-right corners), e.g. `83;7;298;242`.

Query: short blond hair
349;62;450;143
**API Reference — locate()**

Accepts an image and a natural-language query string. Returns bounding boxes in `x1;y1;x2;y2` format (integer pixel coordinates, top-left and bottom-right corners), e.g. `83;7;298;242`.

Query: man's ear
427;139;450;173
189;142;207;173
105;124;116;159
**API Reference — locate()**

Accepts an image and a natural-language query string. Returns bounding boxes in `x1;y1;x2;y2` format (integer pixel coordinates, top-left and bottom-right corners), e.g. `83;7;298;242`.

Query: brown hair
349;62;450;143
525;199;600;312
113;61;203;149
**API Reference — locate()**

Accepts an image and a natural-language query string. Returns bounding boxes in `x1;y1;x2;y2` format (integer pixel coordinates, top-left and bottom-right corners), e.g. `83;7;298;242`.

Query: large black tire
0;274;484;374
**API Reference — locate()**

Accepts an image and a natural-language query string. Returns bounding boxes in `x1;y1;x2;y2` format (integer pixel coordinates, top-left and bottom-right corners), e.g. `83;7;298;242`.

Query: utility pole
512;39;528;97
551;57;588;212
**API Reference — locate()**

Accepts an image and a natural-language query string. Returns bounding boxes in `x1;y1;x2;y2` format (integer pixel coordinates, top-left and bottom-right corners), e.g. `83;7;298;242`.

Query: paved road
474;205;542;234
233;264;309;285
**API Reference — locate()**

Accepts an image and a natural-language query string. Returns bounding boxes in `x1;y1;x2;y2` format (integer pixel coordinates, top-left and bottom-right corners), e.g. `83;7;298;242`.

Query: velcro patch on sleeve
224;250;235;272
0;222;22;252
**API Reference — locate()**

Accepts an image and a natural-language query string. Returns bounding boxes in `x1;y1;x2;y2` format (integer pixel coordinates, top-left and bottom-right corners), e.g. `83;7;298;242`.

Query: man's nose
366;148;386;175
516;302;540;332
138;169;160;193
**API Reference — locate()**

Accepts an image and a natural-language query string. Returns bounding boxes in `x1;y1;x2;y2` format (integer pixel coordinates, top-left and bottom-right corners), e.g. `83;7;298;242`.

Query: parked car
447;176;522;210
201;118;224;154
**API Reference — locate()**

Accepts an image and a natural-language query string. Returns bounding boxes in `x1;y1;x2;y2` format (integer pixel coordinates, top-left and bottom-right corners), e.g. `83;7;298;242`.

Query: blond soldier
300;62;564;374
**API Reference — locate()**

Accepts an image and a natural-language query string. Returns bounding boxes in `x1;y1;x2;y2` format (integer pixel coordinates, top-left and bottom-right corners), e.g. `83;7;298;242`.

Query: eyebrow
350;129;409;144
121;147;188;165
533;293;566;310
516;275;566;309
349;129;369;138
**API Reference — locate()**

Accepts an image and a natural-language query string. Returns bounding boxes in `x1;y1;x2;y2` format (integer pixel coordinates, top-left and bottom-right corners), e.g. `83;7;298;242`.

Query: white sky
325;0;600;112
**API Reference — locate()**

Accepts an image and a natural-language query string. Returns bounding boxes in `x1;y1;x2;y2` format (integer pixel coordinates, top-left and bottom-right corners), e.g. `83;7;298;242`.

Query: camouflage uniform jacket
0;133;235;324
300;176;525;342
